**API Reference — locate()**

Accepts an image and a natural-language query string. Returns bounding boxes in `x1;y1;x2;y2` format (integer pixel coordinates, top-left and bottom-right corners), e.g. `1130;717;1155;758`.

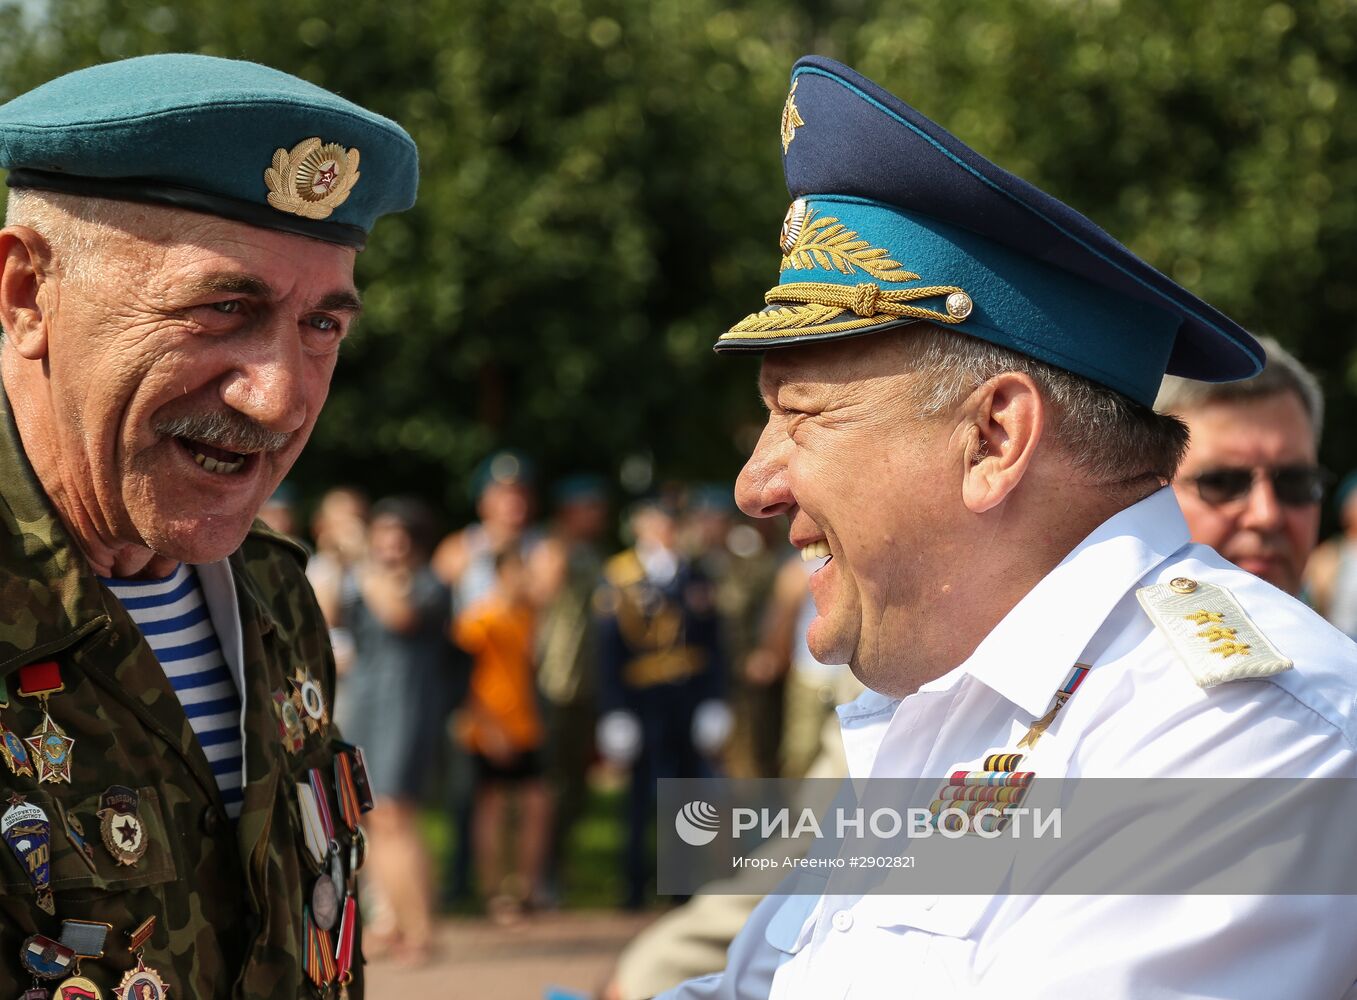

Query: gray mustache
155;411;292;454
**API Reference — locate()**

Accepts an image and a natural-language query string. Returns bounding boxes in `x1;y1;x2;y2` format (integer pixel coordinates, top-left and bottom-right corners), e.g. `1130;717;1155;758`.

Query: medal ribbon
308;768;336;843
16;661;62;697
303;905;337;986
1016;663;1090;751
334;894;358;980
334;753;361;832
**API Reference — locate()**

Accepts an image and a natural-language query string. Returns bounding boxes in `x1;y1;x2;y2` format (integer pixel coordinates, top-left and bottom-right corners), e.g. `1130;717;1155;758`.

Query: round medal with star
288;665;328;734
115;957;169;1000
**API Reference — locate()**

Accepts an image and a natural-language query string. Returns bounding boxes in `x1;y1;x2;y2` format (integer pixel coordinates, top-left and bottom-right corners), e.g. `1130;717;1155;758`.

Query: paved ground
366;911;656;999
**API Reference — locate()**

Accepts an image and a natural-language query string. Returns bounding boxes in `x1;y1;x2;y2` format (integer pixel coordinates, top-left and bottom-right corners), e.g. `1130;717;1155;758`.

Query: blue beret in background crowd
717;55;1263;408
0;53;417;249
472;450;537;500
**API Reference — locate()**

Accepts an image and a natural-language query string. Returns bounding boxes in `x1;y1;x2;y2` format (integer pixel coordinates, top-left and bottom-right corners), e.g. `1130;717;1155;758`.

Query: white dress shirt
662;487;1357;999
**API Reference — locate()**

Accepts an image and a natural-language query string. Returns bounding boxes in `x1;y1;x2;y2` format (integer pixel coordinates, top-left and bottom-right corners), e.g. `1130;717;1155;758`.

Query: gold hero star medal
264;137;361;220
96;786;147;867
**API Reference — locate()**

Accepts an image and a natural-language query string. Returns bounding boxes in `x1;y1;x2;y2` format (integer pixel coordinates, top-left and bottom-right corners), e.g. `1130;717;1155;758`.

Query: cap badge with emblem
780;78;804;153
96;786;147;867
265;138;361;220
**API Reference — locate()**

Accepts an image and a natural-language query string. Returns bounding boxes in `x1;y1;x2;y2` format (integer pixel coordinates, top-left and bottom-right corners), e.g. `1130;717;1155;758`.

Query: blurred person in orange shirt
454;548;551;922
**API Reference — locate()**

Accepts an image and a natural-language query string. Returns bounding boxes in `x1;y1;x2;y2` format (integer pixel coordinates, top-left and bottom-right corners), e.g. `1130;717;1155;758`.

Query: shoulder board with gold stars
1136;576;1293;688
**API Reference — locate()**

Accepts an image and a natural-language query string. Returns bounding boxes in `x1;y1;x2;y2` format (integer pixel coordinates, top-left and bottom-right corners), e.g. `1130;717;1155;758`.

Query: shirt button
832;910;854;932
200;805;226;836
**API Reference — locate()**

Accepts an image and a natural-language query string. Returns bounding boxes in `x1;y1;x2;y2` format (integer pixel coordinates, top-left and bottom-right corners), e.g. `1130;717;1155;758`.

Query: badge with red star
96;786;147;867
24;712;75;785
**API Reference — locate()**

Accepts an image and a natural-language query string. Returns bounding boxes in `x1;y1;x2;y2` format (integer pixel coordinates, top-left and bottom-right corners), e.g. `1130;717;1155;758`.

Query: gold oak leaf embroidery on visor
724;205;973;340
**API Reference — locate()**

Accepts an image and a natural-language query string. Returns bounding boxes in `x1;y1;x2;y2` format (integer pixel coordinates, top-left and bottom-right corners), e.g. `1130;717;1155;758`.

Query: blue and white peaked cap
716;56;1263;408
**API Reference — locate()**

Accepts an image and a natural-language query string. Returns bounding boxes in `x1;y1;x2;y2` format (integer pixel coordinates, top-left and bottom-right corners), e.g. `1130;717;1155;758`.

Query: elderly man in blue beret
659;57;1357;999
0;55;415;997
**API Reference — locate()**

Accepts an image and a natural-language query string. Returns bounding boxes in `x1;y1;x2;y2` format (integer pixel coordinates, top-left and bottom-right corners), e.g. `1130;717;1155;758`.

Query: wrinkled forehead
757;327;919;399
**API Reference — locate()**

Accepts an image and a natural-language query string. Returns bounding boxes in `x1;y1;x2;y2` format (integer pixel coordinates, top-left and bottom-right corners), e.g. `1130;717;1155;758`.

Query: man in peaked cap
0;55;416;997
659;57;1357;999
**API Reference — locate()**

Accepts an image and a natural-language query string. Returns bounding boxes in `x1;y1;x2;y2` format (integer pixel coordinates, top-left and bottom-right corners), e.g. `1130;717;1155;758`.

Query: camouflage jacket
0;400;363;998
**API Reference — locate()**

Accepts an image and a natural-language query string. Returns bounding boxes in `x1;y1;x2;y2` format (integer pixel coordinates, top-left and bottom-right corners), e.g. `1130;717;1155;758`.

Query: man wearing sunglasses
1156;336;1326;597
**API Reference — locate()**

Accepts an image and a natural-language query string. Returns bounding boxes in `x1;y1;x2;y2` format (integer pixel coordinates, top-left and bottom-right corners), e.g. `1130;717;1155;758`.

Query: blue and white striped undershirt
102;564;245;820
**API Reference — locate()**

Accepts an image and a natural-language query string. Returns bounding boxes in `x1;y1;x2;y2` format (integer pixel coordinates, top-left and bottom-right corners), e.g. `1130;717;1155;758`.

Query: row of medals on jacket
0;660;366;999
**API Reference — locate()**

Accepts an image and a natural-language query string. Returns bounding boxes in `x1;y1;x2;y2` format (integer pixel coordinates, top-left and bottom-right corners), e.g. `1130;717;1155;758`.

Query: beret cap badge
264;137;361;221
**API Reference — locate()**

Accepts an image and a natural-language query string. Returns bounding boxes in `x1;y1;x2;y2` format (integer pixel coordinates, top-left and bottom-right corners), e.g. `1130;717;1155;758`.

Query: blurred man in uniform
596;499;730;909
658;57;1357;998
1157;336;1327;597
532;474;610;900
0;55;416;996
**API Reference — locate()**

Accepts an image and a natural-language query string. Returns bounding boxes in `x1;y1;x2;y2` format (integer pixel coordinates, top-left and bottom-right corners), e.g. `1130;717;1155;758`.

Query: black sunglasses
1188;465;1332;507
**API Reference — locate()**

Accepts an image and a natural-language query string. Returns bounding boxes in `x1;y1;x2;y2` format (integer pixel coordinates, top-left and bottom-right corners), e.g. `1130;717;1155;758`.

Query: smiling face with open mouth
735;330;963;692
1;199;361;576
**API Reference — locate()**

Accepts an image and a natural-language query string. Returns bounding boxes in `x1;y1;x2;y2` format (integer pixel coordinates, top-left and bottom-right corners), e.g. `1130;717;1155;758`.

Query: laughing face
735;333;962;693
2;202;360;575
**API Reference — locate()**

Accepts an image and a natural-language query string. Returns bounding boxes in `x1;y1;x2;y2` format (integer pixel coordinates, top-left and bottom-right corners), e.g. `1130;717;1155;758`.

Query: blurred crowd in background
252;440;1357;965
253;453;862;963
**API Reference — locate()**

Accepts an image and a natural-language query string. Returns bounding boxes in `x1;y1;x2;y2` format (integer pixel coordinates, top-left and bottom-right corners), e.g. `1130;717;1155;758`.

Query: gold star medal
96;786;147;867
17;661;74;785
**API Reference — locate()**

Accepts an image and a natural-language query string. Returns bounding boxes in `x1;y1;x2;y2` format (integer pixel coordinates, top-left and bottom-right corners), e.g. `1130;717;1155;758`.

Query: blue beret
0;54;417;249
716;56;1264;408
472;450;536;500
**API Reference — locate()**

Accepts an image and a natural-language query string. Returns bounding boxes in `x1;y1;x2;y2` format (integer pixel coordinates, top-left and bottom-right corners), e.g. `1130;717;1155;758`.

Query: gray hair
1154;335;1324;444
3;188;159;290
904;325;1190;486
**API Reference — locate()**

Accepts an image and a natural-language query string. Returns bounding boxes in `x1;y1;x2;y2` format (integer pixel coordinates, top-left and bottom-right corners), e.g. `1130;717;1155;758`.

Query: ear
956;371;1045;514
0;226;56;360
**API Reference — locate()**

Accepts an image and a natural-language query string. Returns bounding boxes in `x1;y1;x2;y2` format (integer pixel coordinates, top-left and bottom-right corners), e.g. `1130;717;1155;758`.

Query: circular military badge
98;809;146;867
57;974;105;999
299;678;326;722
312;873;340;931
114;957;169;1000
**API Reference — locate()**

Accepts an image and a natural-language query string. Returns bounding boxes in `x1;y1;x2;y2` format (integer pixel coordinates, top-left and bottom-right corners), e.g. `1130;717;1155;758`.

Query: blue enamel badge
2;793;55;914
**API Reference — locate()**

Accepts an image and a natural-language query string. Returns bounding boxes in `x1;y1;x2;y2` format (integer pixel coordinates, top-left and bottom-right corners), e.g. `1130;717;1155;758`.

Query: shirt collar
922;486;1190;718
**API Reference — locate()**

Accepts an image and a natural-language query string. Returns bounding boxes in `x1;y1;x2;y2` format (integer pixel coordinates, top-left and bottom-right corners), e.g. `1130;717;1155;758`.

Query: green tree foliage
2;0;1355;519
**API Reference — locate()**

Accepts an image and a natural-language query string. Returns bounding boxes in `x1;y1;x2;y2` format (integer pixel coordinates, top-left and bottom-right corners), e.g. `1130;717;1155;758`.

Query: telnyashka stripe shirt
103;564;245;819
